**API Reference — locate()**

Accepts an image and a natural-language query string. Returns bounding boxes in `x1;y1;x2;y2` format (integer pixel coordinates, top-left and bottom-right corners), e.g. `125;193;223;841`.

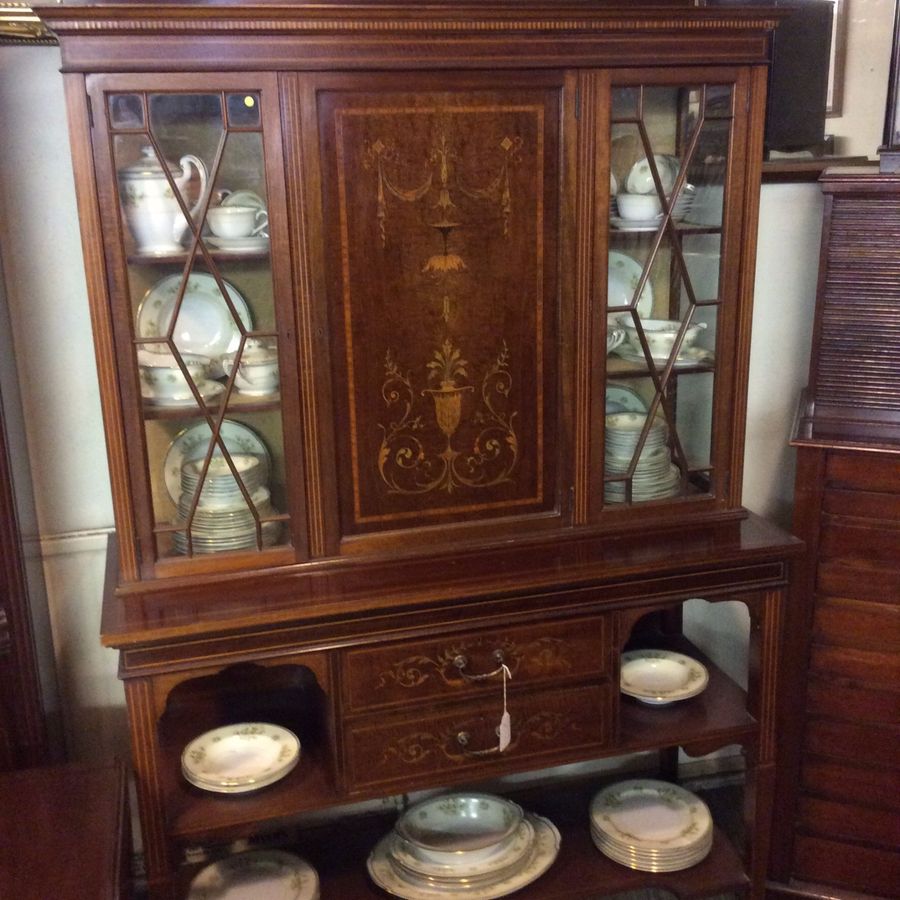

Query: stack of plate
367;792;560;899
669;184;695;220
187;849;320;900
173;453;282;554
590;779;714;872
604;413;680;503
181;722;301;794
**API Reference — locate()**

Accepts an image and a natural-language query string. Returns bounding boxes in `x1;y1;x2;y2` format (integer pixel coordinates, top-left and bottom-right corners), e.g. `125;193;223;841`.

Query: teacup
138;348;209;400
221;339;279;396
206;205;268;239
617;192;662;221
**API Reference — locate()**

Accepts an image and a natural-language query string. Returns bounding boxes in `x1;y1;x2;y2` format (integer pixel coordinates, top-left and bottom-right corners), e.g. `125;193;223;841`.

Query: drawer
812;597;900;652
341;615;609;714
825;451;900;494
805;678;900;725
819;516;900;563
793;835;900;897
343;683;611;794
823;487;900;522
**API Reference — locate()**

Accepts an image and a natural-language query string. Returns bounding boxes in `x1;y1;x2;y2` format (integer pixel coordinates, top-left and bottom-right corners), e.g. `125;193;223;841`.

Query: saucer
206;235;270;253
611;215;664;232
142;380;225;408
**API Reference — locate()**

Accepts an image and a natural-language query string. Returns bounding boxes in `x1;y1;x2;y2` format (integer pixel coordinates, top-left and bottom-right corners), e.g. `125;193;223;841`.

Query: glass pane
605;81;729;508
109;89;288;560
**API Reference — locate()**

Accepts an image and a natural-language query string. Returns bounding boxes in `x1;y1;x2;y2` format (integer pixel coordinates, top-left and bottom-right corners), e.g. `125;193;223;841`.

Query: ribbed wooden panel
815;195;900;411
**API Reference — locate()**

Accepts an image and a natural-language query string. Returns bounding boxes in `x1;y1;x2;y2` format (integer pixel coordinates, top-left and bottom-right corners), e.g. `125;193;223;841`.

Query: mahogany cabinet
768;171;900;899
36;3;800;898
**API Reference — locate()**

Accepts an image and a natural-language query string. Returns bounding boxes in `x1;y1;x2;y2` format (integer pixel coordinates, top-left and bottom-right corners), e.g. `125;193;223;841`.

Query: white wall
0;46;828;768
0;45;123;762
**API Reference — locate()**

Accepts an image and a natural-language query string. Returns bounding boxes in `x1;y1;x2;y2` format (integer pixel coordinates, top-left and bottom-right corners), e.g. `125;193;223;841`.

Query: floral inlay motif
378;338;518;495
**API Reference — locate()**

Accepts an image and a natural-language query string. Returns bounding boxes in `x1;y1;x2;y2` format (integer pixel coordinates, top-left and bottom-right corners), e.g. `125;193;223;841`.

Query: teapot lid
119;146;184;181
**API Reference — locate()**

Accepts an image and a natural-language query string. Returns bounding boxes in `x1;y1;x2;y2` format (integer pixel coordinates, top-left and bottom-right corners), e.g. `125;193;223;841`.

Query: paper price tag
498;663;512;752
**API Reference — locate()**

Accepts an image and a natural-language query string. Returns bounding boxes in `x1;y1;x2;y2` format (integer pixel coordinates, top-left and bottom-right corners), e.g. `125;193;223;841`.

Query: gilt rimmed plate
136;273;252;376
620;649;709;705
608;251;653;318
181;723;300;790
186;849;319;900
605;384;648;415
368;814;560;900
590;780;712;854
163;419;271;504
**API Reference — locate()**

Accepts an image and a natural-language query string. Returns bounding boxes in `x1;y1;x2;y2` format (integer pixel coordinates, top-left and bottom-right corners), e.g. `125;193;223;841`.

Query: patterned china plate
136;272;252;376
163;419;271;504
368;814;560;900
181;722;300;790
186;849;319;900
590;780;712;854
608;251;653;318
620;649;709;704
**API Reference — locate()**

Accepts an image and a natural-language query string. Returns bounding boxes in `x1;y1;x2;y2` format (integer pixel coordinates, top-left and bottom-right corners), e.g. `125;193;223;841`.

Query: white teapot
119;146;208;254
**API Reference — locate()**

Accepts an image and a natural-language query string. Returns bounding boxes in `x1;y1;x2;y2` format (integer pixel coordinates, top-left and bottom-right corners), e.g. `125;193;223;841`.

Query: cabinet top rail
35;2;781;72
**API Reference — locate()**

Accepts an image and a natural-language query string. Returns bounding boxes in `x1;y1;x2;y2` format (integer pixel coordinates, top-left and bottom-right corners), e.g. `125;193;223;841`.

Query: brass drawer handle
456;729;503;757
452;649;505;682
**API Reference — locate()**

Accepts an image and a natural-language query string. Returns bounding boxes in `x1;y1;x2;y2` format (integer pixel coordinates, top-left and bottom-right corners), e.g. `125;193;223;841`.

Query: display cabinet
37;3;799;899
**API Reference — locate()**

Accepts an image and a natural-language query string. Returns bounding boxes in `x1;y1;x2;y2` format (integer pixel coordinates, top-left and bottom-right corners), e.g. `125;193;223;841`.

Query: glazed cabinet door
286;72;569;555
86;74;306;579
576;68;761;525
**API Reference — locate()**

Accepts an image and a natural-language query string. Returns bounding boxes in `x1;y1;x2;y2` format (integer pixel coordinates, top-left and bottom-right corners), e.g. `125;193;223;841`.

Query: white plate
389;818;535;883
614;346;714;368
590;780;712;854
626;155;678;195
206;235;270;253
605;384;648;415
136;273;252;376
620;649;709;704
368;814;560;900
141;380;225;408
182;722;300;789
164;419;271;504
610;216;664;232
608;251;653;318
186;850;319;900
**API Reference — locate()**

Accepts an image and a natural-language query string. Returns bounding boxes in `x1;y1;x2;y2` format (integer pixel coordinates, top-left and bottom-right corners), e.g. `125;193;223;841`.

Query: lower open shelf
176;780;749;899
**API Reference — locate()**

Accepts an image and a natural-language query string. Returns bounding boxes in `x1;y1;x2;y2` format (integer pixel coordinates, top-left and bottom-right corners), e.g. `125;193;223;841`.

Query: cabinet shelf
127;250;270;265
175;784;749;900
606;357;715;377
141;392;281;419
609;222;723;237
167;749;337;843
618;636;757;755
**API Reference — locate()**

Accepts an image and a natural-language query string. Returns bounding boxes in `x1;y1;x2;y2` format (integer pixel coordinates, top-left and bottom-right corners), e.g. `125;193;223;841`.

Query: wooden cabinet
37;3;799;898
769;170;900;900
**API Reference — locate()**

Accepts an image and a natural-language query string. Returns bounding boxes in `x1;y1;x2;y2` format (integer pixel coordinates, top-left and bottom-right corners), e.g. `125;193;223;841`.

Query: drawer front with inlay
343;683;611;794
342;615;609;714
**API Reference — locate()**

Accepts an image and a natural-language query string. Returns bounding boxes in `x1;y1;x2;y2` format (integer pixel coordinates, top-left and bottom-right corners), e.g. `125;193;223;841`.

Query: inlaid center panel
316;79;561;535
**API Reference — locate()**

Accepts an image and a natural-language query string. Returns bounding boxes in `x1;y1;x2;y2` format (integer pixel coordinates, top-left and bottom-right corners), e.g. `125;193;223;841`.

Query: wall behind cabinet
0;45;820;765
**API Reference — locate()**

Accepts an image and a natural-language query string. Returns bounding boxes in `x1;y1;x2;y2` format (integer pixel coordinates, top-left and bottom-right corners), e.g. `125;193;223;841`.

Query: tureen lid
119;145;183;181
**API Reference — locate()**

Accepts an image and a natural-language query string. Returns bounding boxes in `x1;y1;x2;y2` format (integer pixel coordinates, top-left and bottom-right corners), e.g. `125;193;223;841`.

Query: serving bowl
138;347;210;400
395;793;525;864
616;192;662;221
620;317;706;358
